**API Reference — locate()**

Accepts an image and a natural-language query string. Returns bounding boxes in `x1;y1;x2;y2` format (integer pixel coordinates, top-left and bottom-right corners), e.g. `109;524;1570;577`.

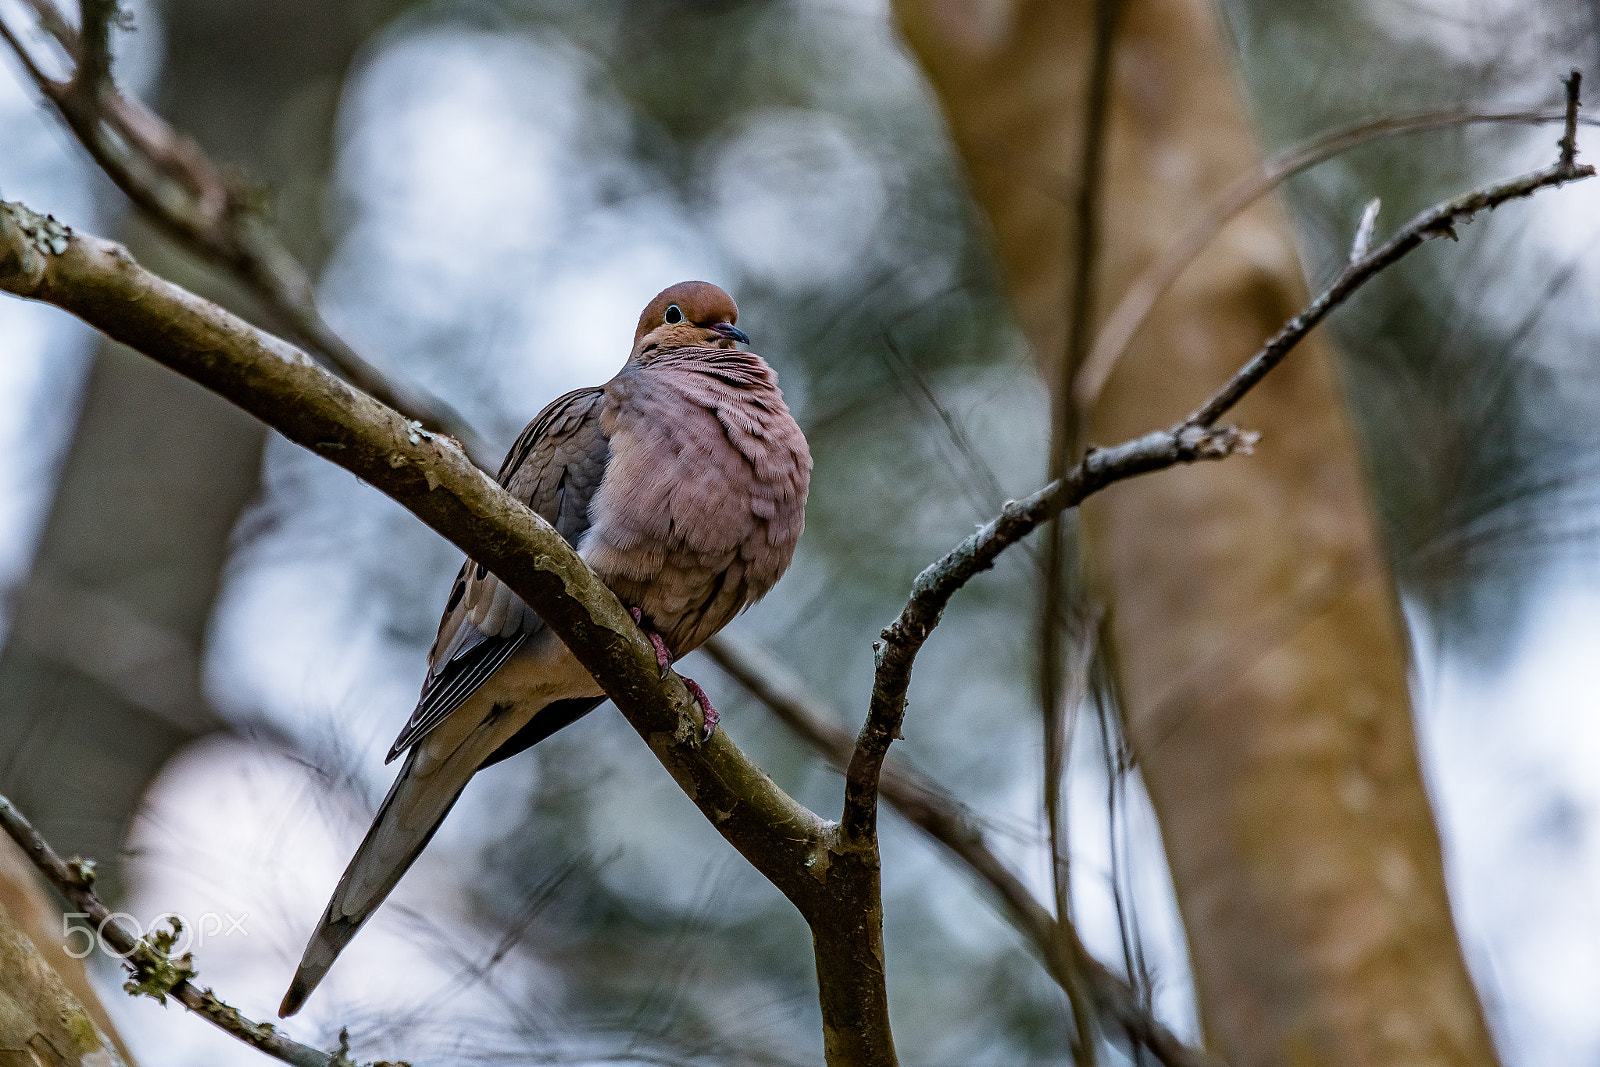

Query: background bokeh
3;0;1600;1064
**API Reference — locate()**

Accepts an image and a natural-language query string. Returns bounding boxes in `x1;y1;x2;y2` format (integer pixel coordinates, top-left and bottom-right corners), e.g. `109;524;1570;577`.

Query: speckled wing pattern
384;387;609;764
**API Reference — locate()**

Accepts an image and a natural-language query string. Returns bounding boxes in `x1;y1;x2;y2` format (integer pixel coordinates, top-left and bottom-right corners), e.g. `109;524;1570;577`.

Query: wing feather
385;387;609;763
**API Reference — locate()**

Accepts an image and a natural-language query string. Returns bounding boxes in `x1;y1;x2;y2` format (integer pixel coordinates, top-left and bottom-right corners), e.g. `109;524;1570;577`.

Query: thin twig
1562;70;1582;173
1189;71;1590;429
844;69;1592;892
1043;3;1125;1056
1075;102;1598;407
840;420;1257;842
0;0;493;465
0;794;342;1067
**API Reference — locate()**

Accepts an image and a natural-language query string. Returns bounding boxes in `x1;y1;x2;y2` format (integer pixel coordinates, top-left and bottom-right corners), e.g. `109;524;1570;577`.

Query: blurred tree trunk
0;0;378;897
892;1;1499;1065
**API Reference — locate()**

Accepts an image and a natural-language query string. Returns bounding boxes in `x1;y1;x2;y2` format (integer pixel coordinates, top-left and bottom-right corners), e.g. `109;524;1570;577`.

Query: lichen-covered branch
0;794;337;1067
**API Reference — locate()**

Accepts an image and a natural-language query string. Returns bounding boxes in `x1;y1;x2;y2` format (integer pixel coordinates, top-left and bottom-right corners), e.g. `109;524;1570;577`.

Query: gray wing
384;387;609;763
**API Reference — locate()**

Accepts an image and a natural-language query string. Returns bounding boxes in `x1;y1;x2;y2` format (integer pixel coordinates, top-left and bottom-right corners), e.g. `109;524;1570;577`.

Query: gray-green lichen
122;917;196;1005
5;202;71;256
66;856;98;887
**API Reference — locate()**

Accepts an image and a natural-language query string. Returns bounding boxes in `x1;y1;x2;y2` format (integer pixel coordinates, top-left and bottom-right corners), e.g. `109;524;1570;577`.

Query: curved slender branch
0;0;493;465
839;422;1255;845
843;69;1592;864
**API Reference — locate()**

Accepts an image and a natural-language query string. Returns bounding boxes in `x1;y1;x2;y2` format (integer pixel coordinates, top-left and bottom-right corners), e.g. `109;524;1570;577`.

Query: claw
628;607;674;674
682;677;718;741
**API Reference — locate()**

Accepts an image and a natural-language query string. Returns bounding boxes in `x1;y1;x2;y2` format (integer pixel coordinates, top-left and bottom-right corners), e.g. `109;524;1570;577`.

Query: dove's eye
663;304;684;325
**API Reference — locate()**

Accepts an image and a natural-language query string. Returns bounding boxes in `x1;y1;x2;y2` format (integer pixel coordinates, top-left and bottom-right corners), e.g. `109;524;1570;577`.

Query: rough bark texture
0;892;127;1067
0;837;132;1065
890;2;1500;1065
0;0;377;895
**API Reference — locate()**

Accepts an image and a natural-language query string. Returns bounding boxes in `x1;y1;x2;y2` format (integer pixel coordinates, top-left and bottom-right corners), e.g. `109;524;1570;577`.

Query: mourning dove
279;282;811;1016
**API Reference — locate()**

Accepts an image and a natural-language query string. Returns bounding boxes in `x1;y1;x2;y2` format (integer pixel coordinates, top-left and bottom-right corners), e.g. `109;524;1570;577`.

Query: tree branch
841;69;1593;869
0;794;341;1067
0;0;493;464
705;632;1218;1067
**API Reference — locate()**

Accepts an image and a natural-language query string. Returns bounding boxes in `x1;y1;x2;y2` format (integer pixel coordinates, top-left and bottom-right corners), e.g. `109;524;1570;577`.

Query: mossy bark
0;894;127;1067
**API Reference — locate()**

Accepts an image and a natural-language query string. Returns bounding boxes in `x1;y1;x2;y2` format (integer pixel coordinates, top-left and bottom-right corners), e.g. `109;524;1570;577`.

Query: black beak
712;322;750;345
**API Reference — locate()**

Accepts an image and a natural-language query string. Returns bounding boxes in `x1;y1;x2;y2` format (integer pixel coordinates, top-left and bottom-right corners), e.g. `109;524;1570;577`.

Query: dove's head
631;281;749;362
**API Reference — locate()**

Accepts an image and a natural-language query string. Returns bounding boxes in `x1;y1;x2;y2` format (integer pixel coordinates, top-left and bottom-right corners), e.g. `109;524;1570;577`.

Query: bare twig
705;632;1218;1067
0;794;341;1067
0;0;493;465
844;69;1592;895
1189;72;1590;429
1562;70;1582;173
1075;101;1598;407
840;421;1256;842
1043;2;1126;1057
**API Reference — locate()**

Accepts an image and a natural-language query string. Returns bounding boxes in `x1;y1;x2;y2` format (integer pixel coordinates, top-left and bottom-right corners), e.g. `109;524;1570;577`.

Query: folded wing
385;386;609;763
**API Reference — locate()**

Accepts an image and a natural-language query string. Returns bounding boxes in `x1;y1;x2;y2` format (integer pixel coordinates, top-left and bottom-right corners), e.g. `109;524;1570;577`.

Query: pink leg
628;607;673;673
681;677;719;741
626;608;712;738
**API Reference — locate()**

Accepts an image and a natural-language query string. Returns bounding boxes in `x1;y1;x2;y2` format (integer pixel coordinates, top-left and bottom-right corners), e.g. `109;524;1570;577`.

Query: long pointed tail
278;746;475;1017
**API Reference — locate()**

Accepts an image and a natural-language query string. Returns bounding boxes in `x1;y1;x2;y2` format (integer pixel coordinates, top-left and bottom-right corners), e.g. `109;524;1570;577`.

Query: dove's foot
625;607;711;736
629;607;674;674
682;677;719;741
